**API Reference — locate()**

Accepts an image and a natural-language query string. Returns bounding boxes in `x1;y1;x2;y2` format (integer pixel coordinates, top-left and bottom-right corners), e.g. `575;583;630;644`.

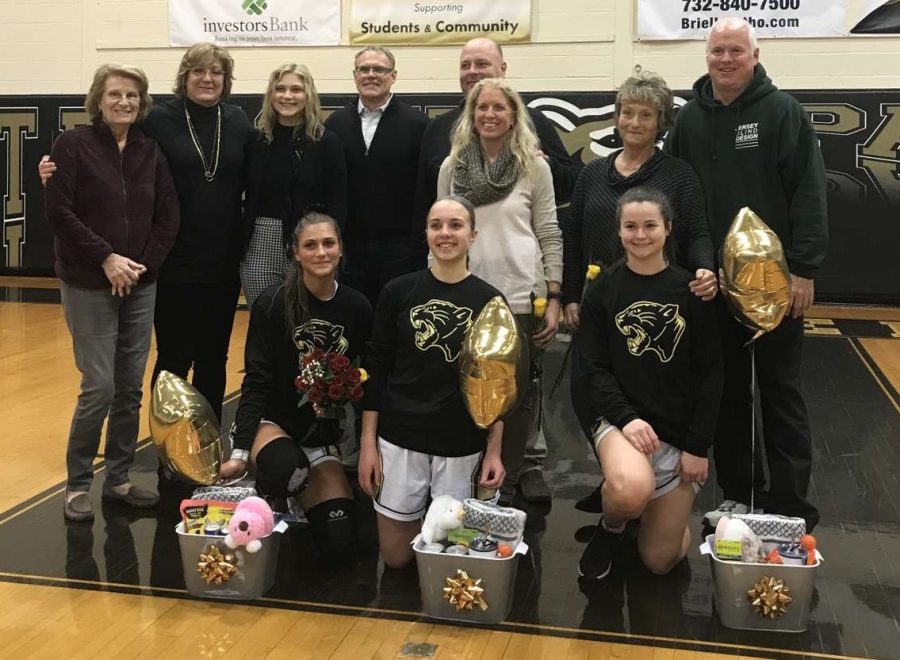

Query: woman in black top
241;64;347;308
219;213;372;562
562;72;717;330
359;196;505;568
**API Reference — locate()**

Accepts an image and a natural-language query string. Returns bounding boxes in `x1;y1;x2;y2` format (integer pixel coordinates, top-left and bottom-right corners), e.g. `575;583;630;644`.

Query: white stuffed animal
421;495;464;544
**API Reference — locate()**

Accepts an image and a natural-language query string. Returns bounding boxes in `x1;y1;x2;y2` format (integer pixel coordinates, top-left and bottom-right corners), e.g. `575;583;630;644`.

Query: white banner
349;0;531;45
169;0;340;47
637;1;846;40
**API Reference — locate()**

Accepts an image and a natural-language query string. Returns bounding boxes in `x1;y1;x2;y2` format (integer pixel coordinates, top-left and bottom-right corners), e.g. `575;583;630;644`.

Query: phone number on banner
681;0;802;11
638;0;845;39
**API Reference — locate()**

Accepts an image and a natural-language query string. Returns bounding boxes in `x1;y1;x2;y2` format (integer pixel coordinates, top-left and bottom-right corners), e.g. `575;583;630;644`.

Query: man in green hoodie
664;17;828;531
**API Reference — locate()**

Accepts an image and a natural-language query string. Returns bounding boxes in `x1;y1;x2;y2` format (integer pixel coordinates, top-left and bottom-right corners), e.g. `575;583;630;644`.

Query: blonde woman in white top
437;77;562;504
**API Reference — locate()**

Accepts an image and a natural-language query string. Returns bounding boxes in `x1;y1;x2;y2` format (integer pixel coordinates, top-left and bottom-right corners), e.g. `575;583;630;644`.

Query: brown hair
615;70;675;134
171;42;235;100
284;213;342;332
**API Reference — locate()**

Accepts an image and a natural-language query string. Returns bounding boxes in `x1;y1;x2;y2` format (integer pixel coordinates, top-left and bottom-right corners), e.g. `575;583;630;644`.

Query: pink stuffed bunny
225;496;275;553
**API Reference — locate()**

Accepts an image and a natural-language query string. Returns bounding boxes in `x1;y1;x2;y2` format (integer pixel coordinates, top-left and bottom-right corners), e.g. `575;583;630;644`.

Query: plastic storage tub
701;534;822;632
176;521;286;600
413;534;528;624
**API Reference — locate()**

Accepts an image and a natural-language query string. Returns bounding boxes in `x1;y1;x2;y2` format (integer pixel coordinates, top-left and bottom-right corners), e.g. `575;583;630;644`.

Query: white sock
65;490;88;504
601;517;626;534
109;482;131;496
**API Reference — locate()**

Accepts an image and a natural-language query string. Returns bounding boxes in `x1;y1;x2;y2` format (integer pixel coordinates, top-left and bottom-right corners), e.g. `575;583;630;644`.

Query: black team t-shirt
363;270;504;457
234;282;373;450
571;261;723;457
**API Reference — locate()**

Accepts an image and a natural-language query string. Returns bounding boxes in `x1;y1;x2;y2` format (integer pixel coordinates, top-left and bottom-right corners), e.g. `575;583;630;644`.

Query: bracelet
546;291;561;301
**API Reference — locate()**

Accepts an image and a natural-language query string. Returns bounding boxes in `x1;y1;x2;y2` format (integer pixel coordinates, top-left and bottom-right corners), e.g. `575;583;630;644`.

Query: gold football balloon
720;207;791;342
149;371;223;485
460;297;525;429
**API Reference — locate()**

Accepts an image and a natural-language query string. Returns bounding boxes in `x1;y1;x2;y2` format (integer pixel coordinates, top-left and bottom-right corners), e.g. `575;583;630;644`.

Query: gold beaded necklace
184;103;221;182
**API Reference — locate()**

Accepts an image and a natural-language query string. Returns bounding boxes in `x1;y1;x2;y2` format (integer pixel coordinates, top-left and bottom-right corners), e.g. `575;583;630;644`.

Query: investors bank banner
637;0;845;39
169;0;340;47
349;0;531;45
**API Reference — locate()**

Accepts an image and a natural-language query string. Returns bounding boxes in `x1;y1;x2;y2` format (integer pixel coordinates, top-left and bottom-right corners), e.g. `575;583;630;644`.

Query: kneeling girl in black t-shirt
359;196;506;568
572;187;723;581
219;213;372;563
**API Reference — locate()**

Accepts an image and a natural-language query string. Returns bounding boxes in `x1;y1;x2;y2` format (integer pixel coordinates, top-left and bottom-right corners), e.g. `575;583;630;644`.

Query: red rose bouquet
294;349;368;419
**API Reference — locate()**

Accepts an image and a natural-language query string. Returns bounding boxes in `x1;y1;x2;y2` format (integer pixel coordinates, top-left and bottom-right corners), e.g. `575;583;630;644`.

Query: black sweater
561;149;714;304
142;98;252;283
363;270;503;457
415;103;579;227
571;262;723;457
233;282;373;451
324;98;428;241
664;64;828;278
243;124;347;253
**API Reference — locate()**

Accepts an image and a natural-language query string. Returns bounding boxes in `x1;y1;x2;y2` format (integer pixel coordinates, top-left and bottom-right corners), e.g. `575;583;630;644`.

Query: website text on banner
169;0;340;47
349;0;531;45
637;0;846;39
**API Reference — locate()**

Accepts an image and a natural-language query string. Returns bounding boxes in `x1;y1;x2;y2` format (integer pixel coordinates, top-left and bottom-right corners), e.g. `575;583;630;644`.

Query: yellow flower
586;264;601;280
357;368;368;383
533;297;547;318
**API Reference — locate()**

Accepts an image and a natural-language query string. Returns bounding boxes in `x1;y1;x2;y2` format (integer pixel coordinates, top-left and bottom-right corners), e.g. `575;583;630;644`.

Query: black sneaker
578;519;624;581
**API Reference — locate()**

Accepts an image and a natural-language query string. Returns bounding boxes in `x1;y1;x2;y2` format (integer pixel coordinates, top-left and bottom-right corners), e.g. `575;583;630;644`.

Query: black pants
341;236;416;308
151;280;241;422
713;299;819;529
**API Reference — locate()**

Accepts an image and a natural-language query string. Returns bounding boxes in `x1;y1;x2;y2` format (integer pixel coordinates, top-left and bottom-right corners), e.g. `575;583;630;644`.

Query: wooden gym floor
1;276;898;660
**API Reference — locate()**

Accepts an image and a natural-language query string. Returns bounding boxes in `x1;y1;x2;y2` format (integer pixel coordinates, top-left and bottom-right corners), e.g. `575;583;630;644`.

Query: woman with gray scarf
437;77;562;505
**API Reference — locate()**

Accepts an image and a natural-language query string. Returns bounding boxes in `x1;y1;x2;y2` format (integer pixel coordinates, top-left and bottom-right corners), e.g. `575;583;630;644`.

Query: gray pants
61;281;156;492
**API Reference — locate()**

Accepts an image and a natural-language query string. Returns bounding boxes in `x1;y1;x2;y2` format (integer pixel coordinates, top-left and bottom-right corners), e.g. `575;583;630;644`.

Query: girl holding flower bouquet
359;196;506;569
219;212;372;562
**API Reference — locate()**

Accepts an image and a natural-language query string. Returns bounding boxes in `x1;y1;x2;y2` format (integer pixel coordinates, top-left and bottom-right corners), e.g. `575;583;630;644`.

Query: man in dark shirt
665;18;828;531
416;37;579;505
325;46;429;307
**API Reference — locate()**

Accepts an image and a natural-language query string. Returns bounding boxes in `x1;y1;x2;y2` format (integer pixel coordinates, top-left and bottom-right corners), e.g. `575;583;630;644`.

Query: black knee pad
254;437;310;498
306;497;355;562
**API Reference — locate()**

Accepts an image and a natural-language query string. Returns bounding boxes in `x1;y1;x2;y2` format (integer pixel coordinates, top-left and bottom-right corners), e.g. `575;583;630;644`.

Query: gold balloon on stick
149;371;223;485
460;297;525;429
719;207;791;342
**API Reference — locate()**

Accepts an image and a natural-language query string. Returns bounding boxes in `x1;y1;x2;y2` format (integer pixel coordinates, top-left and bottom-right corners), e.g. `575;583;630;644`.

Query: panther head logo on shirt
293;319;348;356
409;299;474;362
615;301;686;363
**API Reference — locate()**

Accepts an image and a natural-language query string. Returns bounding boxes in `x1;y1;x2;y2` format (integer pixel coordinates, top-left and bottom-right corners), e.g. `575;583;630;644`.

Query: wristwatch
546;291;561;301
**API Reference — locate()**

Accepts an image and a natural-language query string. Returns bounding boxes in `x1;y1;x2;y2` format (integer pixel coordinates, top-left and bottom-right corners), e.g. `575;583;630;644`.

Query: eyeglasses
190;67;226;78
354;65;394;76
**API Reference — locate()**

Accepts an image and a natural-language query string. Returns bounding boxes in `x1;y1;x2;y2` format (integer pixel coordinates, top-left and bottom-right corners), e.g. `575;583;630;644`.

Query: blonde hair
172;42;235;100
449;78;537;179
85;64;152;122
257;64;325;143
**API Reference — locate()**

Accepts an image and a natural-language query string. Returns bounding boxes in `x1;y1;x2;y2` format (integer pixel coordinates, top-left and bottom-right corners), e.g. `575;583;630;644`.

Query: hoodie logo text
734;122;759;150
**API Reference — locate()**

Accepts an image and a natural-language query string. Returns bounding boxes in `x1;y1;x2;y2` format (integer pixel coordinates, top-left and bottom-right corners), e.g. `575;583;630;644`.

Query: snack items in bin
422;495;464;544
714;517;764;563
180;499;236;534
